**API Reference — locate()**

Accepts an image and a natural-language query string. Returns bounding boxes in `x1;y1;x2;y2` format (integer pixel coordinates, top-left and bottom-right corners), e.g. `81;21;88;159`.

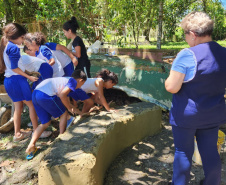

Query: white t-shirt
21;55;45;72
52;50;71;68
81;78;103;93
35;77;78;96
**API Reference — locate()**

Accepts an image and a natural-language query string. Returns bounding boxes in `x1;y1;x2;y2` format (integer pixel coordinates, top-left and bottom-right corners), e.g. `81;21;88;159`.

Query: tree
3;0;13;24
157;0;163;49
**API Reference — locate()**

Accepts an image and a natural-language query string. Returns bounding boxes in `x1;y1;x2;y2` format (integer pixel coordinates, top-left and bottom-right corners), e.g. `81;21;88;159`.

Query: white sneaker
27;122;33;127
27;119;41;127
32;131;52;138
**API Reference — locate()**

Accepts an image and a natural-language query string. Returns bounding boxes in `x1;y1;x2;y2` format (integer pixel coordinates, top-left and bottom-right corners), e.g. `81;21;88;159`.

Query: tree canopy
0;0;225;48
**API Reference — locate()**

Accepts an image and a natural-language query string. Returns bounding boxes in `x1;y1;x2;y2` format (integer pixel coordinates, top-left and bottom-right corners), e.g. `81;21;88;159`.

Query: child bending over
25;70;89;159
80;69;118;113
24;32;64;77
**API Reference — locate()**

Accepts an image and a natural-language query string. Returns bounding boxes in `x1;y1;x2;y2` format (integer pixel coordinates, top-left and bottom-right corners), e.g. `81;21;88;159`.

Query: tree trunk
202;0;207;12
157;0;163;49
3;0;13;24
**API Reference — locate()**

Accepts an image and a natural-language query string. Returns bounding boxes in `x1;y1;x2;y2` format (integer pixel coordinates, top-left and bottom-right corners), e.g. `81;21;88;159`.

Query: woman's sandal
13;131;32;142
26;147;40;160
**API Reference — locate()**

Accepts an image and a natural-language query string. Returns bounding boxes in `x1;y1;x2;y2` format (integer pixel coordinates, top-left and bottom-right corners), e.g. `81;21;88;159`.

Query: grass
121;40;226;50
58;36;226;51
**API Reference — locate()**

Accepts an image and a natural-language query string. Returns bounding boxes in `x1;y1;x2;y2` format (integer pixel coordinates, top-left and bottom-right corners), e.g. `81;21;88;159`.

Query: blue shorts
68;88;89;101
4;75;32;102
32;63;53;90
32;90;66;124
63;62;74;77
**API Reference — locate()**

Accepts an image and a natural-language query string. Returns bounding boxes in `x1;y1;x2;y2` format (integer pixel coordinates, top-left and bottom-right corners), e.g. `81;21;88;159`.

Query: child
24;32;64;77
21;54;53;90
23;45;36;56
45;42;77;76
0;23;39;142
80;69;118;113
25;69;89;159
63;17;91;77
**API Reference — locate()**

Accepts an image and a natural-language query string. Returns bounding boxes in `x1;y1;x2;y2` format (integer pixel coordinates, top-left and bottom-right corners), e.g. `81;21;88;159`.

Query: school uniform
170;41;226;185
35;45;64;77
21;55;53;90
3;41;32;102
33;77;89;124
45;42;74;77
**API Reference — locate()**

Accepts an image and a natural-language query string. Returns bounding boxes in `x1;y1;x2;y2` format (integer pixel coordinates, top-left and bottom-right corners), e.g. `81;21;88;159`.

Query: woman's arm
12;68;38;82
73;46;81;58
165;70;185;94
56;44;78;67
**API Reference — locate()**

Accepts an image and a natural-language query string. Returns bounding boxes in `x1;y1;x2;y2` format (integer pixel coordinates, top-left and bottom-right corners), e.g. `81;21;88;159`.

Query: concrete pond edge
38;102;162;185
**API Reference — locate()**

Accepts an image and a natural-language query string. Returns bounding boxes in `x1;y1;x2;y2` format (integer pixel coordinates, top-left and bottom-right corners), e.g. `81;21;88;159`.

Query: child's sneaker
66;116;75;128
32;131;52;138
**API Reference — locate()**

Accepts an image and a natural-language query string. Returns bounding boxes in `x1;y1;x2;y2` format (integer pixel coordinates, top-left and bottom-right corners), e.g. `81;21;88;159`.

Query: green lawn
59;39;226;51
122;40;226;51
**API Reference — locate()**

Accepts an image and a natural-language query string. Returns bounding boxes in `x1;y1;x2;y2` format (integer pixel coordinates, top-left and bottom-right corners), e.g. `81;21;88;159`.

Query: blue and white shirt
4;41;25;77
45;42;72;68
170;41;226;129
36;45;64;77
21;55;45;72
35;77;77;96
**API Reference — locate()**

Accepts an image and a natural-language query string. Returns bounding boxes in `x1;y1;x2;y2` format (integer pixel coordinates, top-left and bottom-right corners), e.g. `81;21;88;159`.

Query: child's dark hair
24;32;46;46
0;23;26;73
71;69;87;81
96;69;118;84
23;45;29;52
63;17;79;34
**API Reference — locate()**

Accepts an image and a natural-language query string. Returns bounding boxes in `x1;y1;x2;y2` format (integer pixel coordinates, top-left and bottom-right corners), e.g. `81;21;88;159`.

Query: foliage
0;0;225;47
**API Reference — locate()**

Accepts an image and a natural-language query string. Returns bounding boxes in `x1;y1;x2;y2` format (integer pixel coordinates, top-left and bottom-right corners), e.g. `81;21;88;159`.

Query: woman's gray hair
181;11;214;37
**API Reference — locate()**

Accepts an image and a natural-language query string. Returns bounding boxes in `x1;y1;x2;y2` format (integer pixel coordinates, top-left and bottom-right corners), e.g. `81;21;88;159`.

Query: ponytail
0;36;8;73
96;69;118;84
63;16;79;34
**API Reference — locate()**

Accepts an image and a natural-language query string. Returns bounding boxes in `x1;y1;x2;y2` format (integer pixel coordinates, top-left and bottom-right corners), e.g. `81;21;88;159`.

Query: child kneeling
26;69;89;159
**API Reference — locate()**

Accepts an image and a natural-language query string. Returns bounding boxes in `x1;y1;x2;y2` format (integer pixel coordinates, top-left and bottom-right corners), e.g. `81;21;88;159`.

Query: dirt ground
104;112;226;185
0;90;226;185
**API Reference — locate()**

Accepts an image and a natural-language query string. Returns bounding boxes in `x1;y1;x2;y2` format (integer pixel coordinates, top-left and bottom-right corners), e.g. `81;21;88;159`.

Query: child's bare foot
26;144;36;154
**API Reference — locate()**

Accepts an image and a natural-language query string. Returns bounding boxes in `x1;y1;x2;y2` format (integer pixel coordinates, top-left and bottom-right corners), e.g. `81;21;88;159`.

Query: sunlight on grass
123;40;226;50
0;136;13;143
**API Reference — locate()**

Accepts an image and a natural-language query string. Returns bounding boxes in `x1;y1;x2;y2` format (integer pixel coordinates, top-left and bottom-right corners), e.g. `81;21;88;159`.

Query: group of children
0;17;118;159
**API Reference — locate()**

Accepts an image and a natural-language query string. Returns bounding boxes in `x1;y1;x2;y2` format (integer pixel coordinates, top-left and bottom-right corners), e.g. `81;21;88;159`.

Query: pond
89;54;172;110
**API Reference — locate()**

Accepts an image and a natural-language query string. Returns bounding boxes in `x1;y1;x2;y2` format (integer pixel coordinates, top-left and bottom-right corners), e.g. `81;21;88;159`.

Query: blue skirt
4;75;32;102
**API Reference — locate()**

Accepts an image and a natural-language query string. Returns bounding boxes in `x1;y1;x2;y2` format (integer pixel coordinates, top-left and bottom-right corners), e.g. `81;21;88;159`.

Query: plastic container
192;130;225;165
